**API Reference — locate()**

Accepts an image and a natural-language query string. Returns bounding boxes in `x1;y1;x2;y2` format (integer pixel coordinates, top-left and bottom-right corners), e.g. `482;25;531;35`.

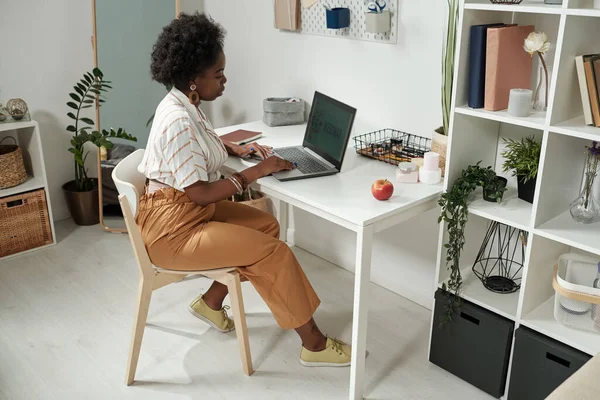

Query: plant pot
483;177;507;203
432;127;448;177
62;180;99;226
365;11;391;34
517;175;536;204
326;8;350;29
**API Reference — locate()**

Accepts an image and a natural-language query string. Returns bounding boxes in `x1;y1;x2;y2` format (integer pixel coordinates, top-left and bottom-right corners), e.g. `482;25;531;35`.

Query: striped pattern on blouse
139;88;228;191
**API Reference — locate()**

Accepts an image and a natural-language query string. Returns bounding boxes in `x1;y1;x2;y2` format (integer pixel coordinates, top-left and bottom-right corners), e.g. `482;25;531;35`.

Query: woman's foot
300;337;352;367
188;294;235;333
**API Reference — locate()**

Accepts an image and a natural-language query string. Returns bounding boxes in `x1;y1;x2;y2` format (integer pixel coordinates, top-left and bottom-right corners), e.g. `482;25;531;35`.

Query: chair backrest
112;149;146;217
112;149;155;276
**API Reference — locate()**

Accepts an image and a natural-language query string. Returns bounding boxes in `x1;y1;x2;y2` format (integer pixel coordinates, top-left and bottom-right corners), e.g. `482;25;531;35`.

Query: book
484;25;535;111
591;56;600;127
219;129;263;145
468;23;505;108
576;55;595;126
584;55;600;127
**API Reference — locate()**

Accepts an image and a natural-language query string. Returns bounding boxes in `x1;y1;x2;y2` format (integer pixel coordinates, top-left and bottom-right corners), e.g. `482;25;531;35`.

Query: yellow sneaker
300;337;352;367
188;295;235;333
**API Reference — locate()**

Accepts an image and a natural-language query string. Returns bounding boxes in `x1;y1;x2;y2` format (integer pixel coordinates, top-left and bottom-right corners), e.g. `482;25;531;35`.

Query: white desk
217;121;442;400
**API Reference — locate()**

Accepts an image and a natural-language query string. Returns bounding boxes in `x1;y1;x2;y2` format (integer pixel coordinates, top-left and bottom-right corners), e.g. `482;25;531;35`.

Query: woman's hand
257;156;296;176
230;142;273;160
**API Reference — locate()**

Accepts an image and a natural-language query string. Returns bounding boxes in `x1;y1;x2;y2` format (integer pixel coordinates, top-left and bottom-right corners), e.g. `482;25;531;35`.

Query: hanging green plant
438;162;507;324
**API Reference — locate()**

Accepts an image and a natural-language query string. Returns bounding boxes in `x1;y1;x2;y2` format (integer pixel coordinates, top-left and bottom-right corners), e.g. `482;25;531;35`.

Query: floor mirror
92;0;179;232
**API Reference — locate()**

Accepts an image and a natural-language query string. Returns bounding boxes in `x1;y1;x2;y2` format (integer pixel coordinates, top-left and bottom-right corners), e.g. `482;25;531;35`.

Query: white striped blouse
139;87;228;191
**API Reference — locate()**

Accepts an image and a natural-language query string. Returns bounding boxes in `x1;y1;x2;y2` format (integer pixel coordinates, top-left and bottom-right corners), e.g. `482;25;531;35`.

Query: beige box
275;0;301;31
365;11;391;34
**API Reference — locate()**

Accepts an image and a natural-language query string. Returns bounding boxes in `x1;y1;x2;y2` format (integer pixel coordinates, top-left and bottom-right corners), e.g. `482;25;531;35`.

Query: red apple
371;179;394;201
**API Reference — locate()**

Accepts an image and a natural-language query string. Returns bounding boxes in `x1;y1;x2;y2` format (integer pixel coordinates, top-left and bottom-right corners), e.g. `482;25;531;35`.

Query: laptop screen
303;92;357;170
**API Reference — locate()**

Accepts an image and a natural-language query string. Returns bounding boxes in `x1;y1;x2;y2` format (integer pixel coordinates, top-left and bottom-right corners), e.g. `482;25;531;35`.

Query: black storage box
508;326;591;400
429;289;515;398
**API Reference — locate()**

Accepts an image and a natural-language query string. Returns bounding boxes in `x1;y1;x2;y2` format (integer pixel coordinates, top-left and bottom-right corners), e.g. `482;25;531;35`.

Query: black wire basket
353;129;431;166
489;0;523;4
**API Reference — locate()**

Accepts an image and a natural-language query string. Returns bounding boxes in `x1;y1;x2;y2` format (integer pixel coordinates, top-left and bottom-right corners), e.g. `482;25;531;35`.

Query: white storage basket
553;253;600;334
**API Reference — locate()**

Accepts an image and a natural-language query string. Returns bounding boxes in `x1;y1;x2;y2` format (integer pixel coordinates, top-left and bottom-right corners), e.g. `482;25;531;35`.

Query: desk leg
276;199;288;243
349;225;373;400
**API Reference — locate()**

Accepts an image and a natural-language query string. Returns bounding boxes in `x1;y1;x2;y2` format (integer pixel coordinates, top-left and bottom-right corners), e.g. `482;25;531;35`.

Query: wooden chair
112;149;253;385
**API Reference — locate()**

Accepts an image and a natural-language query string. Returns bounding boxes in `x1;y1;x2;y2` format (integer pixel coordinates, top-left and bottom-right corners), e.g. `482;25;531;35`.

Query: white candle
507;89;533;117
423;151;440;171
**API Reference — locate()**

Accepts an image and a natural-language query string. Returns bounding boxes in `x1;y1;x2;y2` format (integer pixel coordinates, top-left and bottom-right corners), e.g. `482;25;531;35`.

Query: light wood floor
0;220;492;400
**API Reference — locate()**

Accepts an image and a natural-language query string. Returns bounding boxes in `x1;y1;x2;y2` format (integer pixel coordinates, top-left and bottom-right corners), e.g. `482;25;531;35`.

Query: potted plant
432;0;459;177
438;162;506;322
500;135;541;204
63;68;136;226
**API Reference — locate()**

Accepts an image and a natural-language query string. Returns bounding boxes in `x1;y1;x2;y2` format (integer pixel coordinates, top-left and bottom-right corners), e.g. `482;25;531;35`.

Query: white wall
189;0;446;308
0;0;95;221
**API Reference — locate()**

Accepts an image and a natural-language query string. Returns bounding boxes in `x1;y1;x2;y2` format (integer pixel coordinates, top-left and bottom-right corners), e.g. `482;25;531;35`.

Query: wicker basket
0;137;28;189
0;189;53;257
230;187;269;213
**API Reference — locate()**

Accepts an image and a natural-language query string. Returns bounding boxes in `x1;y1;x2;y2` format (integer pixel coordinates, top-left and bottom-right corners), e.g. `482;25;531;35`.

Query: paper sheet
302;0;319;8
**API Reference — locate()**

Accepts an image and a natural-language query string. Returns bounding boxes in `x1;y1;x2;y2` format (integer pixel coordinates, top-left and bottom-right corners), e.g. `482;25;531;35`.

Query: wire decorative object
489;0;523;4
353;129;431;166
472;221;527;294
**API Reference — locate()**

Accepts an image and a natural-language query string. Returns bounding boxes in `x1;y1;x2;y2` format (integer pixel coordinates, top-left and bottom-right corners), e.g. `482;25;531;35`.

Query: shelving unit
431;0;600;398
0;120;56;260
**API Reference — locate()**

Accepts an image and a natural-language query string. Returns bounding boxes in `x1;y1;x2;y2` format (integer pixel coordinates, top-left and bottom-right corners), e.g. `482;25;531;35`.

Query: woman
137;12;351;367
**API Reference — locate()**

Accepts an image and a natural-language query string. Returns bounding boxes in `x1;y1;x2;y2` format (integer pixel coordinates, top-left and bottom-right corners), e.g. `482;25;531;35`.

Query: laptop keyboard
275;148;330;174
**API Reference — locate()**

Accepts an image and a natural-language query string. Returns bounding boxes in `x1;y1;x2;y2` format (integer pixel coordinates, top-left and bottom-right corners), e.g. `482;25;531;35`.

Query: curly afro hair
150;12;226;89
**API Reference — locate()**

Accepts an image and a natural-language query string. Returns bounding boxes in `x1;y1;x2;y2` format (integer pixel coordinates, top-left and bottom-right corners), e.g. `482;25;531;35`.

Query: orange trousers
136;188;321;329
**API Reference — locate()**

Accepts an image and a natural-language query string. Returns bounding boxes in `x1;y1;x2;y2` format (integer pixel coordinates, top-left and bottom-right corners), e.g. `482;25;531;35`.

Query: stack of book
468;24;534;112
576;54;600;127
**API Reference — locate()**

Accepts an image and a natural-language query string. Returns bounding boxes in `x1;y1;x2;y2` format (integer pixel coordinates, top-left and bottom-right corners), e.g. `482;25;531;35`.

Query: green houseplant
438;162;506;322
62;68;136;226
432;0;459;177
501;135;541;204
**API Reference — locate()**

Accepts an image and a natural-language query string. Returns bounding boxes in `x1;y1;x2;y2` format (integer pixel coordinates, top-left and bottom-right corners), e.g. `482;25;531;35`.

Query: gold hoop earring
188;84;200;105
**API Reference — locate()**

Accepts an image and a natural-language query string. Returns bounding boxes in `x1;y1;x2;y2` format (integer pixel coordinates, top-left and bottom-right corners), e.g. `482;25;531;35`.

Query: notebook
219;129;263;145
576;54;596;126
587;55;600;127
484;25;535;111
468;23;505;108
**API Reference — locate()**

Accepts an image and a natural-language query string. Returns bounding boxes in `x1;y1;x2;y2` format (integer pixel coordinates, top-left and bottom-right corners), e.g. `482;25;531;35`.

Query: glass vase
569;173;600;224
533;65;551;112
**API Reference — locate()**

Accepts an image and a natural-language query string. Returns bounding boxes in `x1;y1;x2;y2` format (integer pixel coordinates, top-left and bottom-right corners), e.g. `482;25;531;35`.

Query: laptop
271;91;357;182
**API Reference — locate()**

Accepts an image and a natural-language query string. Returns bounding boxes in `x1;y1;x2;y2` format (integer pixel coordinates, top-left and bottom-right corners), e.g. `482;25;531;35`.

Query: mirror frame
91;0;180;233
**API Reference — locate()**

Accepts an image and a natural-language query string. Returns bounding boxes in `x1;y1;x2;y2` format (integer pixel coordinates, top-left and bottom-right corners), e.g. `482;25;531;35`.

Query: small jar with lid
396;162;419;183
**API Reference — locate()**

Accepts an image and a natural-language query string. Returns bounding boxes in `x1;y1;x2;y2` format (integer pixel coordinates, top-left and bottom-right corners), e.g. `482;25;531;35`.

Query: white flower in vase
524;32;551;111
524;32;550;55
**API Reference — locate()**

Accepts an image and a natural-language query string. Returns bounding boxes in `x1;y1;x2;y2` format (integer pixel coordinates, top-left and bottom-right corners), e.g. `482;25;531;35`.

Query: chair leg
226;271;253;376
125;275;154;385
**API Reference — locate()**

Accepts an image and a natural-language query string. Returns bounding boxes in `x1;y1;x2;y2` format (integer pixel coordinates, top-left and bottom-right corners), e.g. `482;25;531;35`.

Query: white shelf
0;176;46;198
535;211;600;256
0;120;35;133
567;7;600;17
469;187;533;231
464;0;564;15
520;296;600;356
551;115;600;141
455;105;546;130
439;267;520;321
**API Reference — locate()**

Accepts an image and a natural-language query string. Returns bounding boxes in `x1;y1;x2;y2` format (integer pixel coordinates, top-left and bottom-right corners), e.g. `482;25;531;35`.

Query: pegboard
300;0;398;44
